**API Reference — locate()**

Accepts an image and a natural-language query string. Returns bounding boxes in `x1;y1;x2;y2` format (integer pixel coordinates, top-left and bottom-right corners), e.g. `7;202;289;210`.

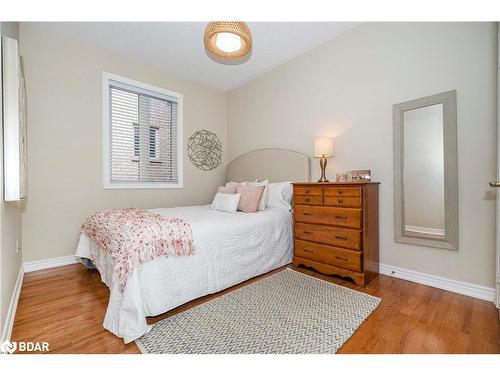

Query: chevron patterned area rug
136;268;381;354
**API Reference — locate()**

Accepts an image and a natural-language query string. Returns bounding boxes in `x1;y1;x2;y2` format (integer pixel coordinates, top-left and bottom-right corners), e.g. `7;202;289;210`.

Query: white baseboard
1;266;24;343
23;255;78;273
380;263;496;302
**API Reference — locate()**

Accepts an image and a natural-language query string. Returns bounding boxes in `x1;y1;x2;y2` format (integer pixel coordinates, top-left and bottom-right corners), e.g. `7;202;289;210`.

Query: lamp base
317;156;329;183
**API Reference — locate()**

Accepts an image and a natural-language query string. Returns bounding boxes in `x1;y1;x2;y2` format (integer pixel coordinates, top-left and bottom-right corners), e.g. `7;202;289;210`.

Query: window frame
102;72;183;189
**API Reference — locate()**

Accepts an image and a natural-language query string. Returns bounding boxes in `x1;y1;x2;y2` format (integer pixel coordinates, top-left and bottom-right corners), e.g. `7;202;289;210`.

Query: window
102;72;183;189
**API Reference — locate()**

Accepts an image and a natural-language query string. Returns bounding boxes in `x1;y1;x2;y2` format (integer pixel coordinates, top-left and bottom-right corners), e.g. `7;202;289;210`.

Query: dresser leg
293;257;366;287
353;277;366;287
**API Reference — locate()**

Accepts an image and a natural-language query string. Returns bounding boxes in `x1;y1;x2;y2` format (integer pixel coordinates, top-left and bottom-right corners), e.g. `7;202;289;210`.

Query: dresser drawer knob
335;255;348;261
335;215;348;220
338;198;344;204
338;189;343;194
305;197;310;202
335;235;348;241
303;248;314;254
305;189;310;194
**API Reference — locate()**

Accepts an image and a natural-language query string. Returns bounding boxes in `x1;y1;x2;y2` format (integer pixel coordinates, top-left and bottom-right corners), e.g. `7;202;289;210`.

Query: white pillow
267;182;293;211
211;192;241;213
248;179;269;211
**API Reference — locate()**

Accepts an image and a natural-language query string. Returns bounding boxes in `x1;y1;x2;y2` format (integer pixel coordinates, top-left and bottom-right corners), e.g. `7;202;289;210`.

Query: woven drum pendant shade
204;22;252;64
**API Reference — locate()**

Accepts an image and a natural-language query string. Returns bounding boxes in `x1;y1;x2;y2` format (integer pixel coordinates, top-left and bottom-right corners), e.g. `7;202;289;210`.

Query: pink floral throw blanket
81;208;194;291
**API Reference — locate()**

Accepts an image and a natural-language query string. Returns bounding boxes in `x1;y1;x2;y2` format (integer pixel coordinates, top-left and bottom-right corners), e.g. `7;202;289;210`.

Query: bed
75;148;311;343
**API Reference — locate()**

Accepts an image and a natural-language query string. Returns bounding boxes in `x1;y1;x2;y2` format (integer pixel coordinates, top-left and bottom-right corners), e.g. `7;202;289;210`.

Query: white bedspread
75;205;293;343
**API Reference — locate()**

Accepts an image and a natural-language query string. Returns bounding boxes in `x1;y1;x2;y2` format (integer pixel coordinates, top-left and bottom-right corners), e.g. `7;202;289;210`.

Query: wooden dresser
292;182;379;286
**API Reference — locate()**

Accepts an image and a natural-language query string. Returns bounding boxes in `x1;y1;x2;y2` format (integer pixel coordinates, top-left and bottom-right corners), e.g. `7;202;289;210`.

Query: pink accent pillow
218;185;236;194
236;186;265;213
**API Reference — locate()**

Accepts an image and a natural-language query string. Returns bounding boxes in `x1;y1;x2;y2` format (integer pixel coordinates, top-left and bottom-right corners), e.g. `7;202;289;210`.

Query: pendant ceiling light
204;22;252;65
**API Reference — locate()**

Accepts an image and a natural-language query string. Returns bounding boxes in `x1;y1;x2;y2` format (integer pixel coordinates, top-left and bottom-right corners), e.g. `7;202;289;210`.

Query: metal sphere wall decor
187;130;223;171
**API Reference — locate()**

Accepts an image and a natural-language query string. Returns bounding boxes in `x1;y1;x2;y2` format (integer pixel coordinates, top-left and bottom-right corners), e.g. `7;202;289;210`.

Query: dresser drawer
294;222;362;250
293;186;323;196
294;195;323;205
324;186;361;197
324;195;362;208
294;239;362;272
294;205;362;229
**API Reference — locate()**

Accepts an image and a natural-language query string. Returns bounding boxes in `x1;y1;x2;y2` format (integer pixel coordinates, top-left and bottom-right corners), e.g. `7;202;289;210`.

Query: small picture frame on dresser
336;170;372;182
291;181;380;287
349;170;371;182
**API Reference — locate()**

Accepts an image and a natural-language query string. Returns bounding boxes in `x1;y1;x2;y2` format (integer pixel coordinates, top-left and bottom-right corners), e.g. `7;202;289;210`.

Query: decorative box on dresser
292;182;380;286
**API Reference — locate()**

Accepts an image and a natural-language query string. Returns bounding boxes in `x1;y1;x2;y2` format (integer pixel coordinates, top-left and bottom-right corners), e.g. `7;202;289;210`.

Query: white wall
228;22;497;287
19;24;228;262
0;21;23;338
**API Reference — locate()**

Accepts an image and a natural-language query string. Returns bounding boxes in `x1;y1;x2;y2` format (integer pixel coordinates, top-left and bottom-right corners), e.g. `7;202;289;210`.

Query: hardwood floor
11;263;500;354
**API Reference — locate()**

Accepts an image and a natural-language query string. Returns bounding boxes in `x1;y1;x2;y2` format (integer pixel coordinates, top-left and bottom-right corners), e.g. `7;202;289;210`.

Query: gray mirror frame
393;90;458;251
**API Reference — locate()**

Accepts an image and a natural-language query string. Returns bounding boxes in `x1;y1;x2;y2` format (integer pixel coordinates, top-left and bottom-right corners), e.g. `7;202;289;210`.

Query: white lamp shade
314;137;334;158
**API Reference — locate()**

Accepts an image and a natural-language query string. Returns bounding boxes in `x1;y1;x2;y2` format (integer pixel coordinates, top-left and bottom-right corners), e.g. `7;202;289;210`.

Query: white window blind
103;73;183;189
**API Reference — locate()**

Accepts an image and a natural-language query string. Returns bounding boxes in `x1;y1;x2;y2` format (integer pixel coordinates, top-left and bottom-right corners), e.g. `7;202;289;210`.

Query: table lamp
314;137;334;183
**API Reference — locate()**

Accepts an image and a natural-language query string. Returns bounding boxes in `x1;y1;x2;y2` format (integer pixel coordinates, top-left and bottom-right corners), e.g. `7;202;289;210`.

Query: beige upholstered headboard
226;148;311;183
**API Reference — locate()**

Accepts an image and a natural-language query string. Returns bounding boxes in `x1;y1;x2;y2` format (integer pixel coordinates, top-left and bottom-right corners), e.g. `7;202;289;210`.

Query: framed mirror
393;90;458;250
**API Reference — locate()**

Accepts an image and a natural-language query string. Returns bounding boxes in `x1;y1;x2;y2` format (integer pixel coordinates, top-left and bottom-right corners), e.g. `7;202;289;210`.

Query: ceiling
31;22;359;91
